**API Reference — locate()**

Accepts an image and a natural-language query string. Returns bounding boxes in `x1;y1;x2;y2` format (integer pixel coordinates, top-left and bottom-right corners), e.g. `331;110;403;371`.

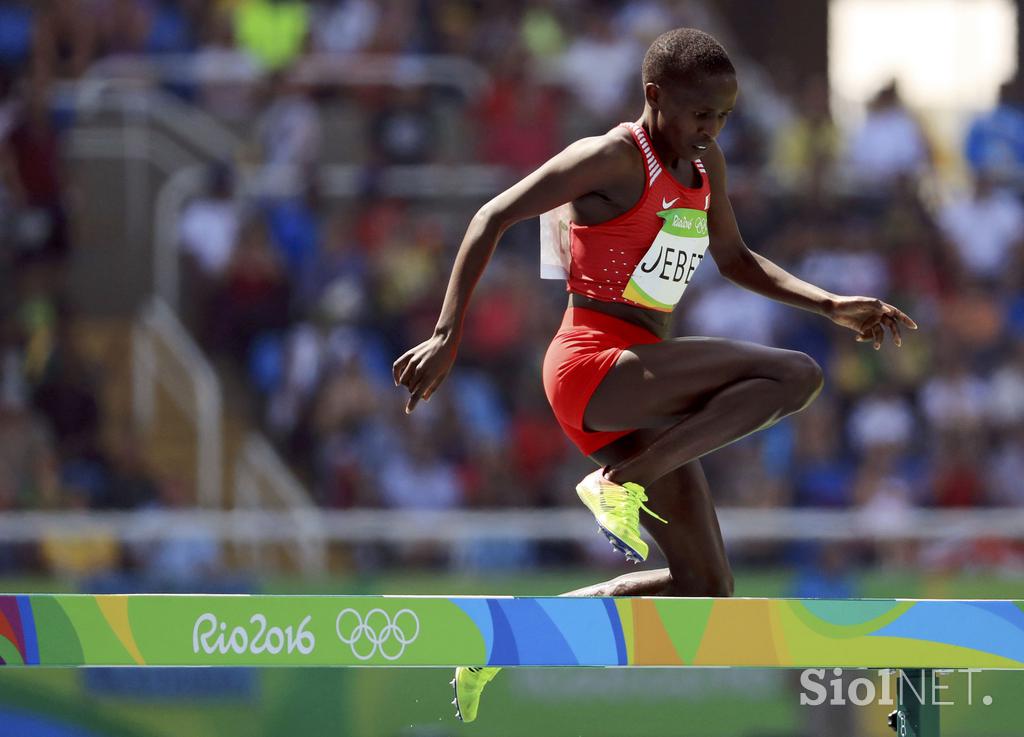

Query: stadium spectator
964;76;1024;187
233;0;310;71
843;81;931;189
253;69;322;177
192;6;260;121
987;424;1024;506
847;386;915;456
295;209;369;316
368;86;437;166
986;340;1024;430
918;348;990;435
99;428;160;510
378;422;464;510
31;0;99;81
519;1;566;63
936;170;1024;286
178;162;242;329
133;476;223;582
311;0;382;55
929;431;986;508
263;171;323;286
474;45;560;173
0;4;34;76
208;215;292;365
558;13;641;124
98;0;152;55
0;353;59;511
791;394;855;507
31;314;103;467
770;75;840;196
0;78;71;268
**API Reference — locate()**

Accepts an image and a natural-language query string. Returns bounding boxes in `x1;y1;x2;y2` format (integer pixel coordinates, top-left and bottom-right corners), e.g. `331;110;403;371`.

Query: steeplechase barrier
4;595;1023;736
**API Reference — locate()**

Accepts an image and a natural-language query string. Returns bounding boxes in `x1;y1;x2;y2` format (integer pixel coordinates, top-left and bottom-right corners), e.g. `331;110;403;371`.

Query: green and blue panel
2;595;1024;668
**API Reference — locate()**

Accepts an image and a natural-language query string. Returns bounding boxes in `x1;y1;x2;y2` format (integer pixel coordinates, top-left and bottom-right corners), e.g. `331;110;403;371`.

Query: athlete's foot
452;666;501;723
575;467;667;563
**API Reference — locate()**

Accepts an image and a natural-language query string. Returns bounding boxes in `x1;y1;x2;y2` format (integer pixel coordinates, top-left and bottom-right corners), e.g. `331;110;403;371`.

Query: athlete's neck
638;113;680;170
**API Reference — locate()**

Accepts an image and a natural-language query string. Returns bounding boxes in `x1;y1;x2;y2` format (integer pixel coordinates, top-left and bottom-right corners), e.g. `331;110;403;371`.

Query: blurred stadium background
1;0;1024;735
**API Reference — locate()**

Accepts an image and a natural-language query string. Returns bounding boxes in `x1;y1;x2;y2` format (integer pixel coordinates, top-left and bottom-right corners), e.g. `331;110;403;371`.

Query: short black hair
642;28;735;88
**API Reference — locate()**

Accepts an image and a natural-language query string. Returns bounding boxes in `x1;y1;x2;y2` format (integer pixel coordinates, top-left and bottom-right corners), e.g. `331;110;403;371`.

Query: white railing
63;80;330;533
132;296;223;508
62;80;243;257
1;508;1023;544
56;80;242;162
152;163;208;307
234;433;326;574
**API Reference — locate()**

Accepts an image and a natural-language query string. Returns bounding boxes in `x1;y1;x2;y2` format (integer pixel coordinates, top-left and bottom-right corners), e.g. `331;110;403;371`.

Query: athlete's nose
702;121;721;139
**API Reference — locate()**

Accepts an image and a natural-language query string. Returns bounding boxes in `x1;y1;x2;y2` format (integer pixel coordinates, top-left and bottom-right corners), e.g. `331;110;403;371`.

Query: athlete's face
645;73;738;161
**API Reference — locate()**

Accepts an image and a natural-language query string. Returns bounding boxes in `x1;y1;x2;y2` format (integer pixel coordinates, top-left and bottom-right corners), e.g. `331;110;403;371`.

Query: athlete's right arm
392;135;632;414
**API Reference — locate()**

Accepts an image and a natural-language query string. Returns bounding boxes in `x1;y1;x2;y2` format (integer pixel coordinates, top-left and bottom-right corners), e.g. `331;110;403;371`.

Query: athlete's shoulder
562;126;642;177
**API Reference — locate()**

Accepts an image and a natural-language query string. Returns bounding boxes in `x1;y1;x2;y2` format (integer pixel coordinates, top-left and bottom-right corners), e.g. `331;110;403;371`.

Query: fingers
871;322;883;350
884;314;902;347
406;373;443;414
393;351;413;387
421;371;448;402
394;350;448;413
402;370;424;413
853;302;917;349
886;304;918;330
393;350;421;413
853;320;884;349
406;370;425;399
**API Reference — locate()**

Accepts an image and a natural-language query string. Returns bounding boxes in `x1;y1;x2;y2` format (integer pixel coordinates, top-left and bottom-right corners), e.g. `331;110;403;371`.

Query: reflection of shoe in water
575;467;667;563
452;666;501;723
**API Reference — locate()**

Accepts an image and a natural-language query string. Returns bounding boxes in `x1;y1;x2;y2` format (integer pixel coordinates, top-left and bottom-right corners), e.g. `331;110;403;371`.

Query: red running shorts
542;306;662;456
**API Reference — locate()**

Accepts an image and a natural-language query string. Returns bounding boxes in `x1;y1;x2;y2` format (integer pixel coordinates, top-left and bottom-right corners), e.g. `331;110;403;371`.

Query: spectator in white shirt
937;171;1024;286
843;81;930;189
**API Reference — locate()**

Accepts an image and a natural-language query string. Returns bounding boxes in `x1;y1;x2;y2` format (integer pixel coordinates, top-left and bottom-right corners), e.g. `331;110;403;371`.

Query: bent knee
777;351;823;412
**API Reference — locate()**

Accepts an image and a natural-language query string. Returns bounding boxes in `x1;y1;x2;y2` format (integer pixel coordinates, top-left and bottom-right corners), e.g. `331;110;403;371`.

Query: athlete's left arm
702;142;916;348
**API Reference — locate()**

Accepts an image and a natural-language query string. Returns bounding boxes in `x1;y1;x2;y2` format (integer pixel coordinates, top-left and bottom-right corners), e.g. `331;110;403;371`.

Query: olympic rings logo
335;608;420;661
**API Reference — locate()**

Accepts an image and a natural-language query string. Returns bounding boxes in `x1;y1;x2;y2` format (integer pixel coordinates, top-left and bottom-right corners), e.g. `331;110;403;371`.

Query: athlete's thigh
590;430;731;593
584;335;803;432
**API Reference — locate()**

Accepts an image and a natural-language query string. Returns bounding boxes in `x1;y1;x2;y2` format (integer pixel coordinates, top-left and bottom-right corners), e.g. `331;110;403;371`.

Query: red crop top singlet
567;122;713;312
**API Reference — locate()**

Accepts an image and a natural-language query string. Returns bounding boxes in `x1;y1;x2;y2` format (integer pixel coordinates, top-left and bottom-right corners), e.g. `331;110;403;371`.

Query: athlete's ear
644;82;661;110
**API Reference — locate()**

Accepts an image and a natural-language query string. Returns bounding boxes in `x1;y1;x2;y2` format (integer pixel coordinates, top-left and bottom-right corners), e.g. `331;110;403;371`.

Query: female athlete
392;27;916;722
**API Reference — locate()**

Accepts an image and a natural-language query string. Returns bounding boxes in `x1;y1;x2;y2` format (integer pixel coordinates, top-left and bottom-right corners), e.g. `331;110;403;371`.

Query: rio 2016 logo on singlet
622;207;710;312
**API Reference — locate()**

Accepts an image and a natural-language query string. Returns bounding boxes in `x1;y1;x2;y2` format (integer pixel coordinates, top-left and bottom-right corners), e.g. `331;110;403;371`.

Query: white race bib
621;208;710;311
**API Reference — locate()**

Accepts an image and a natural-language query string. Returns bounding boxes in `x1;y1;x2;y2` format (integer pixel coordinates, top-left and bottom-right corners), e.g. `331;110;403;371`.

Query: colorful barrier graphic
1;595;1024;668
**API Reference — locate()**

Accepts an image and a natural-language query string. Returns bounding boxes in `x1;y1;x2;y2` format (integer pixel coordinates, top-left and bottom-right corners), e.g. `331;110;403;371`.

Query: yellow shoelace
618;482;668;525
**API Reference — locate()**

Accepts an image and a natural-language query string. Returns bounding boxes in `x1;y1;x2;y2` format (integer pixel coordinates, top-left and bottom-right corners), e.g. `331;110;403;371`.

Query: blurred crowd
2;0;1024;574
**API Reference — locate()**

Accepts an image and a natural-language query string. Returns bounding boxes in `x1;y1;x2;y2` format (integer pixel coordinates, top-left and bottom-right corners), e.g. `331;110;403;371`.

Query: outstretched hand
827;295;918;350
392;332;459;414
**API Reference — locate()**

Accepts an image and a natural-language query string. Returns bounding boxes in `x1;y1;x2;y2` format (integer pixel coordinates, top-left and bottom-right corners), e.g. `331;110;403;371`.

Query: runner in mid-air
393;27;916;722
